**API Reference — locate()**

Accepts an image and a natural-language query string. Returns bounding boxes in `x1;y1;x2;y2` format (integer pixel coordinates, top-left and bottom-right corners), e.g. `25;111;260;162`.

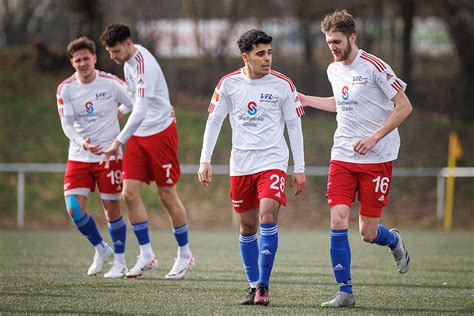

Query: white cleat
165;256;195;279
104;261;128;278
389;228;410;274
87;244;114;276
125;255;158;278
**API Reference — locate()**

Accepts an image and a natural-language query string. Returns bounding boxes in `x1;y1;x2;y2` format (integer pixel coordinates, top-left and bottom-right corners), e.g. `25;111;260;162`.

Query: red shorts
123;122;181;186
63;160;122;198
326;160;393;218
230;169;287;213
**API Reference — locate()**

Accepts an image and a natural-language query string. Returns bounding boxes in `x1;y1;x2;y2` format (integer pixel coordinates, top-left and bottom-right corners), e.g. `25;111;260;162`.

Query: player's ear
242;52;249;63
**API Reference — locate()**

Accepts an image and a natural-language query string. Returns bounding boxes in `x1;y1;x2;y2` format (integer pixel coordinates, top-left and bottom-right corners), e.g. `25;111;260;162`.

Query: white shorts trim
64;188;90;197
100;193;121;201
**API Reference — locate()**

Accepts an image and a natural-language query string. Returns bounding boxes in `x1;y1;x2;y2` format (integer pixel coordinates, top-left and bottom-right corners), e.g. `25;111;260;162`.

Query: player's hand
353;136;378;155
100;139;121;169
290;172;306;196
297;92;308;107
198;163;212;188
83;138;103;155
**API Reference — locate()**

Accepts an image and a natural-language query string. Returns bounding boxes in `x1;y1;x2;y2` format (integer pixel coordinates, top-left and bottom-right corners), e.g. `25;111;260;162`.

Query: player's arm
353;90;413;155
298;92;336;112
198;113;226;188
57;90;102;154
102;96;149;168
286;117;306;196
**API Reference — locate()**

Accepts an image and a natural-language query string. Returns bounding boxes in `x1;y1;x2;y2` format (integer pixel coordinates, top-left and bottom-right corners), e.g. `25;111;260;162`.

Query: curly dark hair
321;10;356;36
237;29;272;53
67;36;95;59
100;23;131;47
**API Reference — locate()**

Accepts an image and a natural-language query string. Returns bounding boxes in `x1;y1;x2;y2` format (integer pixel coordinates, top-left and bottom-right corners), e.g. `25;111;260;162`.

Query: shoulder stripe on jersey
135;52;145;75
98;71;125;84
56;74;76;95
208;102;215;113
361;51;386;70
360;52;386;72
296;106;305;117
216;69;240;89
270;70;296;91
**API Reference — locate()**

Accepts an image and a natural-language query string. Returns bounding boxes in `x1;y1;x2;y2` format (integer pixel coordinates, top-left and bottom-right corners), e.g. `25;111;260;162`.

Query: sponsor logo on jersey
260;93;278;104
247;101;257;116
85;101;94;114
386;73;393;81
95;92;112;100
352;75;368;85
57;97;64;106
137;78;145;85
342;86;349;100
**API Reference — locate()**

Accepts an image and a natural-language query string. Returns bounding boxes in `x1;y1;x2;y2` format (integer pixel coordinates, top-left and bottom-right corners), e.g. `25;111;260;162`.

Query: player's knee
330;217;348;230
122;188;140;204
66;195;83;222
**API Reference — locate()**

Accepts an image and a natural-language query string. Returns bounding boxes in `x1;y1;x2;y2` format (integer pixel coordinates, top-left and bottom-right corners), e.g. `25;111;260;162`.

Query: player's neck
78;70;96;84
342;46;359;66
243;66;266;80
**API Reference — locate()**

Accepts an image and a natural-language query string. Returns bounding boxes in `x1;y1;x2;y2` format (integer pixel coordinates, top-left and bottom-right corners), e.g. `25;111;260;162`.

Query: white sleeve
116;96;149;144
60;115;85;148
286;117;305;173
200;114;226;163
113;80;133;114
118;103;132;115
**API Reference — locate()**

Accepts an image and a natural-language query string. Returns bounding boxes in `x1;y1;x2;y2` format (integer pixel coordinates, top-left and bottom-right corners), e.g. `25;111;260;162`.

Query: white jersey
56;71;132;162
119;44;174;140
327;49;407;163
203;68;305;176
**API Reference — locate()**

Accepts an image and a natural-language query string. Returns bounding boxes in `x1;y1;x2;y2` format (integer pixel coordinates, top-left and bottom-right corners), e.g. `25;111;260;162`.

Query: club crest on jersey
247;101;257;116
342;86;349;100
85;101;94;114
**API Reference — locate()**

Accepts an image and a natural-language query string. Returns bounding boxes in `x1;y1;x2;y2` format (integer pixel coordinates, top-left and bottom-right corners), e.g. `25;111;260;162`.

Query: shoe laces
257;284;267;296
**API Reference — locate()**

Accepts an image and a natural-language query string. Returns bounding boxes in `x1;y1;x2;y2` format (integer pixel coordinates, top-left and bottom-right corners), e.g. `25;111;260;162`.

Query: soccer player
298;10;413;308
100;23;195;279
198;29;306;306
57;36;132;278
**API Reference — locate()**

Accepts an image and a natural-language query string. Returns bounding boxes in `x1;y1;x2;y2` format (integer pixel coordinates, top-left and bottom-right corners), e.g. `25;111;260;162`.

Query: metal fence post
17;170;25;228
436;173;445;220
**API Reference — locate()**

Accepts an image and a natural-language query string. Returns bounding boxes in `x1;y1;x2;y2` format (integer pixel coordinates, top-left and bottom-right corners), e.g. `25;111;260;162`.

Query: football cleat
165;256;195;279
125;255;158;278
87;244;113;276
389;228;410;274
104;261;128;278
254;283;270;306
240;287;256;305
321;291;355;308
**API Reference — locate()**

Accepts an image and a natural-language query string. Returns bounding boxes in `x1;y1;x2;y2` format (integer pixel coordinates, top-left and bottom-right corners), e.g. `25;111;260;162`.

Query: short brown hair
321;10;356;36
67;36;96;59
